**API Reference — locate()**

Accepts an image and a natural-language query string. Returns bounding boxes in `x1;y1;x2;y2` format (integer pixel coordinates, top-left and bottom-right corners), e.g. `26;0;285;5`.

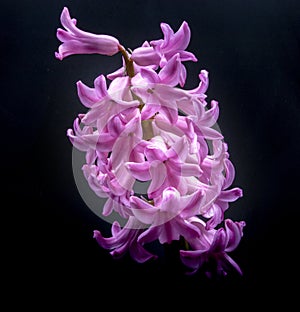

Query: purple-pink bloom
203;152;243;230
130;21;197;87
55;7;120;60
126;135;202;198
139;53;184;87
130;187;204;244
152;21;198;65
76;74;108;108
131;21;197;68
180;218;246;276
94;217;157;263
55;7;246;278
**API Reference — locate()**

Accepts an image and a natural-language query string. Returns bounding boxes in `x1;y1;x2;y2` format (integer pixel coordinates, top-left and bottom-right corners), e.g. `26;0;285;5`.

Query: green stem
141;119;154;140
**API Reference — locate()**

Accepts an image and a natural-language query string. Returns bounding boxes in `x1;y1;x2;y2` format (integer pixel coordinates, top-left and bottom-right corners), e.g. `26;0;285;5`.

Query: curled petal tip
54;52;63;60
93;230;99;238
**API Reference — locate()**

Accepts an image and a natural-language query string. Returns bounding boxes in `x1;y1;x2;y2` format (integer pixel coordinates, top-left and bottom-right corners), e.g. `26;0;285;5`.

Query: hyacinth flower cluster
55;7;246;276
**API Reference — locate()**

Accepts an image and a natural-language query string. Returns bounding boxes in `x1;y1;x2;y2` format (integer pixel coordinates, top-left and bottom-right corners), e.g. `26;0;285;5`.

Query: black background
2;0;299;308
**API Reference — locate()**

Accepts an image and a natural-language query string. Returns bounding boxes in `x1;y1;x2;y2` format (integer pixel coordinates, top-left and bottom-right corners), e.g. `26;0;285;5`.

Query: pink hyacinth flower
131;21;197;67
55;7;120;60
130;187;204;244
180;218;246;276
93;217;157;263
55;7;246;278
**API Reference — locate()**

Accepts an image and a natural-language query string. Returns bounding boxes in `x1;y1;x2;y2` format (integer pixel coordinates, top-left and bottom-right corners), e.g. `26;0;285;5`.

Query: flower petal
148;161;167;198
125;161;151;181
224;219;246;252
131;46;160;66
130;196;159;224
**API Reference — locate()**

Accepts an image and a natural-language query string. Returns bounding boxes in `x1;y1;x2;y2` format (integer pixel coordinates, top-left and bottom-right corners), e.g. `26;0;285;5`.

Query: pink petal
159;23;173;50
160;21;191;52
189;70;209;95
180;189;204;219
125;161;151;181
140;67;160;84
131;46;161;66
158;221;180;244
169;21;191;51
180;163;202;177
219;188;243;202
223;158;236;189
179;63;187;87
210;228;227;252
137;226;162;245
94;74;109;99
224;219;246;252
103;198;113;216
201;100;219;127
179;50;198;62
148;161;167;198
166;135;189;161
158;54;181;87
129;240;158;263
76;80;99;108
130;196;159;224
159;187;180;214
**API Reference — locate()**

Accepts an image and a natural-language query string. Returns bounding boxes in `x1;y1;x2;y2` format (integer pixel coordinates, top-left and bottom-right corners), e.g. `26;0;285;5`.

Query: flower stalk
119;45;135;78
141;119;154;140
